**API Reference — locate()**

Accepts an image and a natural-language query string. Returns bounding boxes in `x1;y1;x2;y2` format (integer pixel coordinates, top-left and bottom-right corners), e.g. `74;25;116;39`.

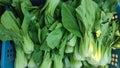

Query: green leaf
99;47;111;66
28;21;39;44
73;41;82;61
12;0;24;20
0;0;11;6
76;0;99;29
62;3;81;37
40;41;51;51
65;45;74;53
46;28;63;49
21;12;31;34
21;0;32;15
67;35;77;47
59;32;68;56
28;58;37;68
49;21;58;31
1;10;19;33
45;15;54;27
32;49;43;64
64;56;71;68
102;0;118;13
1;10;21;38
39;51;52;68
38;28;42;44
41;26;49;42
0;24;11;41
14;46;27;68
28;46;43;68
45;0;60;17
70;55;82;68
22;33;34;54
53;54;63;68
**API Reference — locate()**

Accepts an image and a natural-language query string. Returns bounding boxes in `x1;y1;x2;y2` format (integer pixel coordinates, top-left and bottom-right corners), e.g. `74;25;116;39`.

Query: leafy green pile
0;0;120;68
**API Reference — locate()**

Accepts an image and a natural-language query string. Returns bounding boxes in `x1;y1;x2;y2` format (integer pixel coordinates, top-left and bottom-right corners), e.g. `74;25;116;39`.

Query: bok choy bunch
0;0;119;68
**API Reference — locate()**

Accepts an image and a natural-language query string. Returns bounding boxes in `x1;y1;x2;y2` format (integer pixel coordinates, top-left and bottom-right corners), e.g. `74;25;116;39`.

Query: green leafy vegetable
62;3;81;37
46;28;63;49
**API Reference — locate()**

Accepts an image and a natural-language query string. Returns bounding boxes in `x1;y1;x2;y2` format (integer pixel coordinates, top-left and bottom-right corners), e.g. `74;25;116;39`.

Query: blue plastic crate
1;41;15;68
117;2;120;21
0;41;2;67
109;49;120;68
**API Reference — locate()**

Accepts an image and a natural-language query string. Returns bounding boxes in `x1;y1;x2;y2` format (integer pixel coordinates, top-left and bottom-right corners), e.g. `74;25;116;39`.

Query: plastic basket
0;41;2;67
1;41;15;68
109;49;120;68
117;2;120;21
